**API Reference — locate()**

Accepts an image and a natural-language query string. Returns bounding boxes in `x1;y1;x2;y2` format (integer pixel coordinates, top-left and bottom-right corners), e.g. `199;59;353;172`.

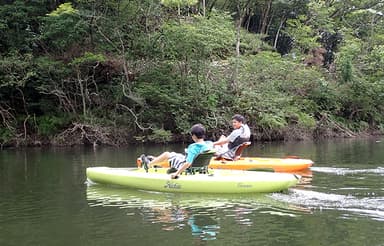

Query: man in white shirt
213;114;251;160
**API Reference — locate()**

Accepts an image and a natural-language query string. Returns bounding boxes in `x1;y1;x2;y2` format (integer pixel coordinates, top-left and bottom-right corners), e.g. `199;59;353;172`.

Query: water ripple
311;167;384;175
271;189;384;221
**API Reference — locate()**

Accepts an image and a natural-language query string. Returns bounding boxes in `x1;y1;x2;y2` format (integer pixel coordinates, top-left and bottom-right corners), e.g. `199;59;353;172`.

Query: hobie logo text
164;181;181;189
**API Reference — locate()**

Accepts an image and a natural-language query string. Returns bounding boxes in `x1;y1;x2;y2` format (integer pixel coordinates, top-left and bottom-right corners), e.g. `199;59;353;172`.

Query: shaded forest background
0;0;383;148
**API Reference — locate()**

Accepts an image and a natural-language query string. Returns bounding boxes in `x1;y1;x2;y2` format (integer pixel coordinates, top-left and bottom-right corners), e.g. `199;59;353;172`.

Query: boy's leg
147;151;171;167
168;153;186;169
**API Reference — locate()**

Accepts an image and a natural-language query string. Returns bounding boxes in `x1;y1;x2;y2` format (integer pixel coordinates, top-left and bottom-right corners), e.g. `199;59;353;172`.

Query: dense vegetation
0;0;383;148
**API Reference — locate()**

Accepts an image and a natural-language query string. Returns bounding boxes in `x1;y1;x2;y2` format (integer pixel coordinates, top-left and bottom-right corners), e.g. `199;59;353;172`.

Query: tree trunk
77;69;87;118
260;0;272;34
233;1;249;92
274;17;286;49
202;0;206;16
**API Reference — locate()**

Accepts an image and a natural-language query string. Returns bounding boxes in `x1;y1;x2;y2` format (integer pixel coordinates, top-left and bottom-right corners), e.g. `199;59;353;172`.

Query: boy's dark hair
232;114;245;123
190;124;206;139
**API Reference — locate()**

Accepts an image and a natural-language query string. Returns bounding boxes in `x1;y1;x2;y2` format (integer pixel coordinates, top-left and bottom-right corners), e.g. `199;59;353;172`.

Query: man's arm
213;136;229;146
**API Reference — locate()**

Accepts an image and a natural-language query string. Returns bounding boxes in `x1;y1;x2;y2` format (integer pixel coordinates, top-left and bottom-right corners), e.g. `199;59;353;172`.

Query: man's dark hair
190;124;206;139
232;114;245;123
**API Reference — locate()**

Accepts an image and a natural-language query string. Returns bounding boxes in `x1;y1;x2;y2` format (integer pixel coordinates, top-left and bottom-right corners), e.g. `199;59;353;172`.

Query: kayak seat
185;149;216;175
233;141;251;160
215;141;251;161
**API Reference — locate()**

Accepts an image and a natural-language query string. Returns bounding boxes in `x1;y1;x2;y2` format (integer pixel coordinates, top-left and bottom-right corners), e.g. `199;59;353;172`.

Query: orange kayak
141;156;313;173
209;157;313;172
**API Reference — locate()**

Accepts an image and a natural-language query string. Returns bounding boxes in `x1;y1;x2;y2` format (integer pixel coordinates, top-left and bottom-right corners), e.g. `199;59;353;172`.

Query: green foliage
155;12;235;61
131;12;236;135
0;1;48;53
47;3;78;16
306;1;335;31
296;111;316;128
343;7;383;42
258;112;287;129
335;36;362;83
337;77;381;124
233;51;320;131
0;127;14;146
331;30;384;126
40;3;87;52
70;52;106;66
240;32;273;55
133;57;230;135
147;128;173;143
0;51;34;87
36;114;73;137
32;56;72;115
363;45;384;80
285;15;320;52
337;35;362;60
134;65;182;129
308;79;341;113
161;0;198;8
340;58;353;83
1;0;384;146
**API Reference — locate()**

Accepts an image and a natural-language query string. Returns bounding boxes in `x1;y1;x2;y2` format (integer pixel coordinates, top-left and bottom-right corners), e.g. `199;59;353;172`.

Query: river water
0;138;383;245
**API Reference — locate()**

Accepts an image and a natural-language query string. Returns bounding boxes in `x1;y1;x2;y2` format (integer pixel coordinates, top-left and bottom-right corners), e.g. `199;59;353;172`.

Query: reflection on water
86;185;311;241
188;215;219;240
294;169;313;186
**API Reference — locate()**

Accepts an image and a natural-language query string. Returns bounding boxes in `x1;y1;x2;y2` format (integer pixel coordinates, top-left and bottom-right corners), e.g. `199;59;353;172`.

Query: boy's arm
171;162;191;179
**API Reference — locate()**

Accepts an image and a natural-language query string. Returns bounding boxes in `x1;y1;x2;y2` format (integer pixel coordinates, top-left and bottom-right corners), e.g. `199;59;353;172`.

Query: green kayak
86;167;300;193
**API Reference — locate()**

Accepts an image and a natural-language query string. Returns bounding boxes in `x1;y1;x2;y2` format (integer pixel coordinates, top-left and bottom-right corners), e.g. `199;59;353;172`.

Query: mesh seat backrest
191;150;216;167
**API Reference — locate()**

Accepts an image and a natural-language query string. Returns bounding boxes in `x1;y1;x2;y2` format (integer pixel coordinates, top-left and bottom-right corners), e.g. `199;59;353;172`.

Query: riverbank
1;122;381;149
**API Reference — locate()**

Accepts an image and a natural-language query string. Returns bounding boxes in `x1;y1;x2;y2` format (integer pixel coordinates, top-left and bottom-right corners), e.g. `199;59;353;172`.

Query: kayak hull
86;167;300;194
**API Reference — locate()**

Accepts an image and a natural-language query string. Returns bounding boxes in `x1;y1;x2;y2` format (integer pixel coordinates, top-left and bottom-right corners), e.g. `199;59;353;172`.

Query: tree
161;0;199;16
40;3;87;54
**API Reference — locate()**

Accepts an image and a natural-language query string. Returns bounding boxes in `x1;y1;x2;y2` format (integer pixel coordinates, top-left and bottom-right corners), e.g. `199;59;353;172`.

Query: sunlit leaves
40;3;87;52
161;0;198;8
47;3;78;16
70;52;106;66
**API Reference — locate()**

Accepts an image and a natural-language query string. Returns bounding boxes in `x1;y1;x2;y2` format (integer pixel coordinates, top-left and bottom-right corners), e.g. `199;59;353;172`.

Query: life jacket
228;125;250;150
